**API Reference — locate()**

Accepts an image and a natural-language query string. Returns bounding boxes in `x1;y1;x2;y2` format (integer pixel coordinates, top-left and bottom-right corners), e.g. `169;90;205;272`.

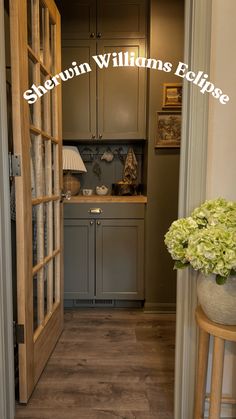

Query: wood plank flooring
15;309;175;419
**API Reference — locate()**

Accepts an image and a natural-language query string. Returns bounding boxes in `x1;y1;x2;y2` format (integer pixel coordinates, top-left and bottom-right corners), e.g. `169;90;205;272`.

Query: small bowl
96;185;109;196
82;188;93;196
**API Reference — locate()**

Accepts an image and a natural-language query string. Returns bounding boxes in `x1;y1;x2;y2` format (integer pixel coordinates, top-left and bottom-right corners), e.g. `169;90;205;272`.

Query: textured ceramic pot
197;273;236;325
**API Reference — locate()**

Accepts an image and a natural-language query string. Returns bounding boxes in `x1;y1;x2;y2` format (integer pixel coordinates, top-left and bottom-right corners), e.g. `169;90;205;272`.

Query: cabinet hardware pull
90;32;95;38
92;134;96;139
97;221;101;225
97;32;102;38
89;208;103;214
90;221;94;225
99;134;103;139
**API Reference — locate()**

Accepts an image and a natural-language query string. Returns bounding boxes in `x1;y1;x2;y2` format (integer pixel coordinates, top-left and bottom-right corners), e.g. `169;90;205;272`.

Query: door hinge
9;153;21;177
13;322;25;345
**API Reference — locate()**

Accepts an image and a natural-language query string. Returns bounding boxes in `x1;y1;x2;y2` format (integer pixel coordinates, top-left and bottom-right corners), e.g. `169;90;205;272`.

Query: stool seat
194;306;236;419
196;306;236;341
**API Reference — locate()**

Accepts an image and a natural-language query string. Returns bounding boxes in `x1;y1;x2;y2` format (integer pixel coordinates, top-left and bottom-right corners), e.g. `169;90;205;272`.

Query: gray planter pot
197;273;236;325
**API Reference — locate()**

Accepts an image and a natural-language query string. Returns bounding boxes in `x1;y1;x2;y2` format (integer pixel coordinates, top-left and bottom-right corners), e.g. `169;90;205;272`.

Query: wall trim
0;1;15;418
174;1;212;418
144;302;176;313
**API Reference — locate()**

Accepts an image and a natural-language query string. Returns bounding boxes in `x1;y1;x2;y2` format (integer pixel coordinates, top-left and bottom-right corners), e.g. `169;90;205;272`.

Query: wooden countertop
64;195;147;204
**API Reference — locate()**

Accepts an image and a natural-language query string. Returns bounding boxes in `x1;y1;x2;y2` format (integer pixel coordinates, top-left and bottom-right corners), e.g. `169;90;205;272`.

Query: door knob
97;32;102;38
90;32;95;38
90;221;94;225
99;134;103;139
92;134;96;139
97;221;101;225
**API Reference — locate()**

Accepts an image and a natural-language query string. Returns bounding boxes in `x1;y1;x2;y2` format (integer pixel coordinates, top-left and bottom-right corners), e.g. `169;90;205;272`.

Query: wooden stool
194;306;236;418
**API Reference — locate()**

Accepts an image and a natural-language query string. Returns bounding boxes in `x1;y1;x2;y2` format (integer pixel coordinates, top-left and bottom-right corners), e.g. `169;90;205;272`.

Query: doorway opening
0;0;212;419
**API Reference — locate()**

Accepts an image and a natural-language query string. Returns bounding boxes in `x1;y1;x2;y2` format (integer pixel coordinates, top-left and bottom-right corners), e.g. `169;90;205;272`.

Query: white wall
206;0;236;416
207;0;236;200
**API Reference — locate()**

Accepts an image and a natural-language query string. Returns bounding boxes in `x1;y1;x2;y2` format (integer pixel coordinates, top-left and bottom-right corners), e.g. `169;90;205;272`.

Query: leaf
216;275;227;285
230;269;236;277
174;261;189;270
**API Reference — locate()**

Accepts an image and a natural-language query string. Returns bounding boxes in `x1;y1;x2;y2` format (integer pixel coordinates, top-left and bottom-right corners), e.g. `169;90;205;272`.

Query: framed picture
163;83;182;109
155;111;181;148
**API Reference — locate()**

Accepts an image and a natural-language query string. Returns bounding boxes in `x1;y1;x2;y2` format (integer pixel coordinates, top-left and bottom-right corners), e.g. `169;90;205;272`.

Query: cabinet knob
92;134;96;139
99;134;103;139
97;32;102;38
90;32;95;38
97;221;101;225
90;221;94;225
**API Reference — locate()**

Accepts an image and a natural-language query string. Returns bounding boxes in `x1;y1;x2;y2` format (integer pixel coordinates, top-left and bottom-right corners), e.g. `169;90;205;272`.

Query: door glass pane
32;206;37;266
53;254;60;303
32;204;44;265
44;140;52;196
52;142;59;195
50;21;55;73
44;265;48;316
44;203;49;257
28;59;35;124
51;141;55;194
30;133;36;198
39;3;46;63
46;259;53;312
33;273;38;331
27;0;33;48
33;268;47;330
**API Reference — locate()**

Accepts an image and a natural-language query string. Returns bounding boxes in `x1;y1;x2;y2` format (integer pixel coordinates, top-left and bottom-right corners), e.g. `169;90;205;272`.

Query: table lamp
63;146;87;195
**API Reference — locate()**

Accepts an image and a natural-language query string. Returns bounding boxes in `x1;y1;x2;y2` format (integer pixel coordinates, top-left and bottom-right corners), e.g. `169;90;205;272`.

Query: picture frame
162;83;182;109
155;111;181;148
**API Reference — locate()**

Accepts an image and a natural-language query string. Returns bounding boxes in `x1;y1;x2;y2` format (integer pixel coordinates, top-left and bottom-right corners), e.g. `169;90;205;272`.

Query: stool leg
209;337;225;419
194;328;210;419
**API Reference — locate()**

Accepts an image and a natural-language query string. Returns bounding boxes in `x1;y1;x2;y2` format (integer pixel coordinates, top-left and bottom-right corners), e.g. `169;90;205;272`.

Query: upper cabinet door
60;0;96;39
97;0;146;38
62;40;97;139
97;39;146;140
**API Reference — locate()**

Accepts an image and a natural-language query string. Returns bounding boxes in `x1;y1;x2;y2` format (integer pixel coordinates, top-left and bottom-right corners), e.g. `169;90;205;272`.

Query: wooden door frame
0;0;212;417
174;1;212;418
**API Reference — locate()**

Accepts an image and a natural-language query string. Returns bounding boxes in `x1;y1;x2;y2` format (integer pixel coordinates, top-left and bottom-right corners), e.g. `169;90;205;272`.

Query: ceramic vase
197;273;236;325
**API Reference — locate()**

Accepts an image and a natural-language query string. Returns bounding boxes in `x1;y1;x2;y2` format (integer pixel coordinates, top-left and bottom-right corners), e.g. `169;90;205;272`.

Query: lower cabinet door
64;219;95;299
95;219;144;299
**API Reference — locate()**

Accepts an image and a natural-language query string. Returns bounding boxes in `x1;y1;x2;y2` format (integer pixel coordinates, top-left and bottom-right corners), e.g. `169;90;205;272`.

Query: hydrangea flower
186;227;236;280
191;198;236;229
164;217;198;265
164;198;236;284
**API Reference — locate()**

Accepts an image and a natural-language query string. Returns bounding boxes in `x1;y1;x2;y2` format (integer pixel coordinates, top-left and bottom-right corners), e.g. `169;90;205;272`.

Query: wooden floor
15;309;176;419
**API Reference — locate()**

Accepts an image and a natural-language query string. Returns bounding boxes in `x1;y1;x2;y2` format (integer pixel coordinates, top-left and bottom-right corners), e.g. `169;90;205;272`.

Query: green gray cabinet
61;0;147;140
64;219;95;298
61;0;146;40
96;40;146;140
62;40;96;140
64;203;145;300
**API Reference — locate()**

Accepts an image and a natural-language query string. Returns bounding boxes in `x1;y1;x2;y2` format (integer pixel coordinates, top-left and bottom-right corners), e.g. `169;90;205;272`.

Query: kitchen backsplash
69;143;144;194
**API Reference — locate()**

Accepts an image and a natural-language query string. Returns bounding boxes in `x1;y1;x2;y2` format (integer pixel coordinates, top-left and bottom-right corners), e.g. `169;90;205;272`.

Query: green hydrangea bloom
191;198;236;229
164;217;198;263
186;227;236;277
164;198;236;282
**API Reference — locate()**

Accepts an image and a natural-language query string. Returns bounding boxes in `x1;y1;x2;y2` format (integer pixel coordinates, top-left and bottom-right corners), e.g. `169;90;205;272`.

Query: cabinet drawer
64;203;145;219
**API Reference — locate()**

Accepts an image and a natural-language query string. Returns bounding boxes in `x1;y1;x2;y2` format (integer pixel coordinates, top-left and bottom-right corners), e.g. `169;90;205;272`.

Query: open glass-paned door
10;0;63;403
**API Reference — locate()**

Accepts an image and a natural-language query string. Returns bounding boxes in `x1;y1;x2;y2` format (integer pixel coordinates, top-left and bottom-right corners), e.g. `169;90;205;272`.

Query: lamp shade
62;146;87;173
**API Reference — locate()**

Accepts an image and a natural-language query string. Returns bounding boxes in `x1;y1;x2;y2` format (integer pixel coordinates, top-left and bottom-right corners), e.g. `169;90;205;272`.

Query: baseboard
144;302;176;313
204;401;236;418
